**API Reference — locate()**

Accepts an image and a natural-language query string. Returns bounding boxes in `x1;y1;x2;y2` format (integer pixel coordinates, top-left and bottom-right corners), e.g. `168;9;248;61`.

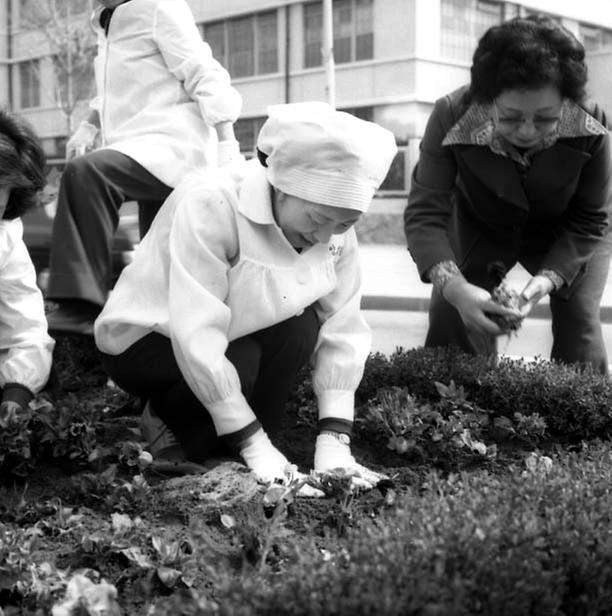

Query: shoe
45;300;99;335
140;402;208;475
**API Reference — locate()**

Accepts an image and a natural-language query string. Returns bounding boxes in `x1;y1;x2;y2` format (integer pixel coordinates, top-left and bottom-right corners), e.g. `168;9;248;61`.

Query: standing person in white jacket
0;109;54;424
46;0;242;334
95;102;397;487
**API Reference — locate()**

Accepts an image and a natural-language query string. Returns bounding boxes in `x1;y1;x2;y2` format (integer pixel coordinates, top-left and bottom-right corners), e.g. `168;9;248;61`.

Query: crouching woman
94;102;397;487
0;109;54;423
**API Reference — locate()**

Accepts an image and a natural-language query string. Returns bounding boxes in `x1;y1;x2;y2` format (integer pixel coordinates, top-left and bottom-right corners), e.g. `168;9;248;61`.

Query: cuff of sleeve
317;389;354;423
318;417;353;436
2;383;33;409
205;391;258;437
221;419;262;452
537;268;566;293
427;260;463;291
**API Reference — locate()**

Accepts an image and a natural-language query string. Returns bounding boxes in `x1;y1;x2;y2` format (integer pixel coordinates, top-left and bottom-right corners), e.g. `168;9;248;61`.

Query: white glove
314;433;386;491
217;139;242;168
0;400;22;429
240;428;295;484
66;121;98;160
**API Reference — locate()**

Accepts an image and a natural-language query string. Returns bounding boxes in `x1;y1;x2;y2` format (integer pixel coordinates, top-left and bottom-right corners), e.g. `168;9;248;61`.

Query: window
202;11;278;78
340;107;405;191
579;23;612;52
234;117;266;157
340;106;374;121
440;0;502;62
229;17;255;77
303;0;374;68
379;150;405;191
19;59;41;109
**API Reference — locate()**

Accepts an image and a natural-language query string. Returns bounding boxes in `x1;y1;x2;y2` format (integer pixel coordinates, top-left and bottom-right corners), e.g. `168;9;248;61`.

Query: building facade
2;0;612;200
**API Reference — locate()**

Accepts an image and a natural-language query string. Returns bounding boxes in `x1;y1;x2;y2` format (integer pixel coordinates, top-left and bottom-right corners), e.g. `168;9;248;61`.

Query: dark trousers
426;239;612;375
101;307;320;462
47;150;172;306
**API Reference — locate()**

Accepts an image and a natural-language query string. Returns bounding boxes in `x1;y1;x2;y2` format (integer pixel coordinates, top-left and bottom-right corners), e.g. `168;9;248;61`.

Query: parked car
22;197;140;294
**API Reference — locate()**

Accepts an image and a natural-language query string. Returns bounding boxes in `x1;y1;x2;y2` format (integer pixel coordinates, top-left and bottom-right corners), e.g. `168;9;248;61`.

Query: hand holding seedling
519;274;555;318
443;277;522;336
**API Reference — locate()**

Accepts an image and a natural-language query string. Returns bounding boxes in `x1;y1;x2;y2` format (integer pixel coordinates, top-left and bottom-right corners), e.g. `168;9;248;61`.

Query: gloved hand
314;432;386;491
240;428;295;484
0;400;23;429
240;429;323;497
217;139;242;168
66;121;98;160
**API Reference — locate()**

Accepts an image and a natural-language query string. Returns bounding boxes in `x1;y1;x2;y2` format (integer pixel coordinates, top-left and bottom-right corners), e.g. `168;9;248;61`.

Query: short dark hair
469;15;587;104
0;108;46;220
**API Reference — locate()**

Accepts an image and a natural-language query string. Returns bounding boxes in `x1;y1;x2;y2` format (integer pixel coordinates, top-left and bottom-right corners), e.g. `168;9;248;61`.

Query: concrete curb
361;295;612;323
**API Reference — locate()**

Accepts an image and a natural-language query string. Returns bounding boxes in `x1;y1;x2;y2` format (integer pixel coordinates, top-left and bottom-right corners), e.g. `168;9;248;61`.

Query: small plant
486;261;523;334
309;469;357;537
0;404;34;476
72;464;152;512
151;535;197;588
35;397;99;464
359;384;495;461
51;572;121;616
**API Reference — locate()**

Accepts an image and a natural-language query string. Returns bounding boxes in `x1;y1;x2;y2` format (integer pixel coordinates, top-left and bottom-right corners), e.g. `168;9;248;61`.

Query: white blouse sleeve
0;221;54;397
312;229;371;424
153;0;242;126
167;180;257;436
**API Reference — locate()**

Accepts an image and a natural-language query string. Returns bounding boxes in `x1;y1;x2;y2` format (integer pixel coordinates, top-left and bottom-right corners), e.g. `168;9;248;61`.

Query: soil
0;334;516;615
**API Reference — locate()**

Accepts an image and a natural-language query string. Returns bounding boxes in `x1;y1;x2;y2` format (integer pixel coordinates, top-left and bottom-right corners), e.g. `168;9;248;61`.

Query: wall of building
3;0;612;195
585;52;612;118
0;1;10;105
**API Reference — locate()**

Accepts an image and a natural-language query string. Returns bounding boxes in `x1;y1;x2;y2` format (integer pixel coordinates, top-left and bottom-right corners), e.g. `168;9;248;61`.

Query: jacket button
297;270;309;284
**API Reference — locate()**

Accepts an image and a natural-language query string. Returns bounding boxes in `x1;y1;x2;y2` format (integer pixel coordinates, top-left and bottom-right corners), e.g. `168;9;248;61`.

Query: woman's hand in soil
519;275;555;318
0;400;22;428
314;433;387;491
240;428;297;484
443;277;521;336
240;429;324;497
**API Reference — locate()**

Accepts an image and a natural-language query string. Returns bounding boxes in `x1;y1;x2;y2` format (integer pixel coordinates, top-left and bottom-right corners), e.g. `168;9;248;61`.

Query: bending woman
404;15;612;374
95;102;397;486
0;109;54;422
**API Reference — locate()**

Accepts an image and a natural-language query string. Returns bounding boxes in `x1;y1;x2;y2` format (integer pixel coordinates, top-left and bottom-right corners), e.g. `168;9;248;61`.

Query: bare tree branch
20;0;96;133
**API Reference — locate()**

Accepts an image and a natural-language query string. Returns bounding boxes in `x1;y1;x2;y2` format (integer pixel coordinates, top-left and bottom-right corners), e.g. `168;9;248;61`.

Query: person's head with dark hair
469;15;587;151
470;15;587;104
0;109;46;221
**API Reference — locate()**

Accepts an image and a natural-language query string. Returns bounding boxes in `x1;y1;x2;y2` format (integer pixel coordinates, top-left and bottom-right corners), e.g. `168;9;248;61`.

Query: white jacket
0;220;54;399
95;160;372;436
91;0;242;187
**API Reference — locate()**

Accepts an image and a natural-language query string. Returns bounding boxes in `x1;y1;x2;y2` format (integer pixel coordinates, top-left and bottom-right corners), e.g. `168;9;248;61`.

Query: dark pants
47;150;172;306
101;307;320;462
426;239;612;375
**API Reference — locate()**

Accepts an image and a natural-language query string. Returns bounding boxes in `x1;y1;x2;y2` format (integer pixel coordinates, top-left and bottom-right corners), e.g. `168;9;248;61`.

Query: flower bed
1;337;612;615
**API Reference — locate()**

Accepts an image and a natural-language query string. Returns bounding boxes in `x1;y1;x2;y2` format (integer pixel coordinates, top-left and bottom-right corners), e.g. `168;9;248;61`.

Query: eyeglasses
493;101;561;132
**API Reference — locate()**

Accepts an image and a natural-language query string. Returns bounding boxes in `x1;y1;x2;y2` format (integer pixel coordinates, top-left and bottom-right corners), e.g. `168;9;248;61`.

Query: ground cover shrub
301;347;612;442
6;336;612;614
208;442;612;616
357;382;546;464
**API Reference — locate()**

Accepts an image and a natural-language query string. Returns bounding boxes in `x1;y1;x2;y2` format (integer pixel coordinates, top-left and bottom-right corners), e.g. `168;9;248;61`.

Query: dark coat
404;85;612;291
